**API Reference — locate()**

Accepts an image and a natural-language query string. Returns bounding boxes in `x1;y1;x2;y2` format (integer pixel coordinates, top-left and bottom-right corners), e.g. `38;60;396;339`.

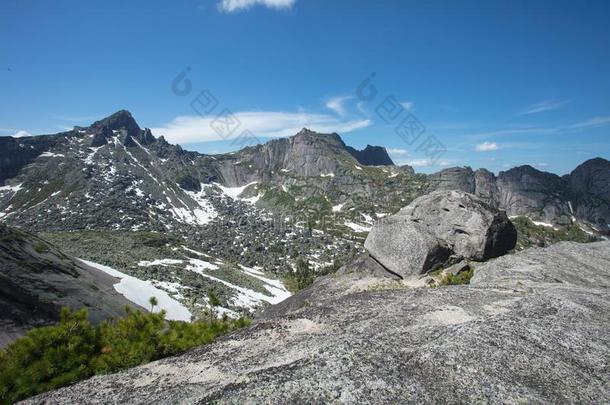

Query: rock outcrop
345;144;394;166
24;241;610;404
365;190;516;277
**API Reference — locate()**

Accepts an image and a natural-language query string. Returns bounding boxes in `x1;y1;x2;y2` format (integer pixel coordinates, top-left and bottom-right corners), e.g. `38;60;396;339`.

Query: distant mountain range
0;110;608;344
1;110;608;233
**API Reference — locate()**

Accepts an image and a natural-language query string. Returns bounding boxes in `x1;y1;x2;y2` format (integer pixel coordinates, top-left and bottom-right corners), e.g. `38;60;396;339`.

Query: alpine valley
1;110;608;346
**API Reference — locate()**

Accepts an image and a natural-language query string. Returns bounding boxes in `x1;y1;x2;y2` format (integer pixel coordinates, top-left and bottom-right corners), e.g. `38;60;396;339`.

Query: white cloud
406;158;451;167
152;110;370;145
387;148;407;155
11;130;32;138
400;101;414;110
534;162;548;168
325;96;353;116
475;142;499;152
217;0;296;13
567;116;610;129
519;99;568;115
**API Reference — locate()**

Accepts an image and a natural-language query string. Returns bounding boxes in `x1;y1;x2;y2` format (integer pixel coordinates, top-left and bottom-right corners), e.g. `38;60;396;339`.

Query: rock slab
23;241;610;404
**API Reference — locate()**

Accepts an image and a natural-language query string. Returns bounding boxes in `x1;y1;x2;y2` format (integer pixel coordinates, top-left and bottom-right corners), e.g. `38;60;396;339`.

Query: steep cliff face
567;158;610;230
210;129;357;186
496;165;569;221
210;129;396;187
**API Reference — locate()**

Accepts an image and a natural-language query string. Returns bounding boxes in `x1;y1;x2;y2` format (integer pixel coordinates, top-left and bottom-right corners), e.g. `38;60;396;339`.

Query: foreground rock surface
365;190;517;277
24;241;610;404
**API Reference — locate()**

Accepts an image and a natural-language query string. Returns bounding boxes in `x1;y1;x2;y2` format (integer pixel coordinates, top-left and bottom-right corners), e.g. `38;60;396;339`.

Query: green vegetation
0;307;250;404
148;296;158;312
283;258;342;292
512;216;596;250
438;268;474;286
32;241;50;253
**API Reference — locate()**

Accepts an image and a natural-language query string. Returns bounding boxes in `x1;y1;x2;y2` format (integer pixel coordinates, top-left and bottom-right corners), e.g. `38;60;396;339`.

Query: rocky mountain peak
292;128;345;147
88;110;158;147
346;144;394;166
90;110;141;136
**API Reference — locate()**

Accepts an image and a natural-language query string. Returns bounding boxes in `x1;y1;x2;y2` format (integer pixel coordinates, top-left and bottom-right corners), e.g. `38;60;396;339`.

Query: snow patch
531;220;556;229
332;203;345;213
238;265;292;304
344;221;372;233
84;146;103;165
138;259;184;267
0;183;23;193
79;259;192;322
216;181;258;200
39;152;66;158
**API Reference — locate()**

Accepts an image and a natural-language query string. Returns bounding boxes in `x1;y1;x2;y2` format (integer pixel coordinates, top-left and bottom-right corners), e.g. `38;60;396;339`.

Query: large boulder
365;190;516;277
364;219;452;277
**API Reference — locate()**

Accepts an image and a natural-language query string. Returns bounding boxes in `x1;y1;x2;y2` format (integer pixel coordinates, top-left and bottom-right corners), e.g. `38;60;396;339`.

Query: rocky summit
24;234;610;403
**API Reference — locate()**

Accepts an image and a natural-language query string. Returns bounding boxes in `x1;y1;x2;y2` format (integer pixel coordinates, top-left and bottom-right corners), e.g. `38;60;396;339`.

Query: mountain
0;223;142;347
23;194;610;403
429;161;610;232
0;110;608;321
345;144;394;166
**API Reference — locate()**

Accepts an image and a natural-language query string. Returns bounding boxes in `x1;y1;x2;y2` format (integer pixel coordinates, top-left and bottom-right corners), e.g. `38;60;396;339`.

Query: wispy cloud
465;115;610;141
567;116;610;129
152;110;370;144
400;101;414;110
10;130;32;138
325;95;353;116
217;0;296;13
387;148;407;156
475;141;499;152
405;158;452;167
519;99;568;115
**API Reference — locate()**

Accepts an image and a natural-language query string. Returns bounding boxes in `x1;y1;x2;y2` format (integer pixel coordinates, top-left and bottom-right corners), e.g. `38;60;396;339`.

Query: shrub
283;258;343;292
439;268;474;286
0;307;250;404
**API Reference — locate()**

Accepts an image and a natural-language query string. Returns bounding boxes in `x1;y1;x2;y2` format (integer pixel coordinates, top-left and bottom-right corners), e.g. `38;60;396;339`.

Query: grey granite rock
364;218;451;277
399;190;516;260
23;241;610;404
471;240;610;290
365;190;516;277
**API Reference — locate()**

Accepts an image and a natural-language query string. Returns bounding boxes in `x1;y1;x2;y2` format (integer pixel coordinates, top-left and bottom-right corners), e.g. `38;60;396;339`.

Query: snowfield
79;259;193;322
216;181;258;200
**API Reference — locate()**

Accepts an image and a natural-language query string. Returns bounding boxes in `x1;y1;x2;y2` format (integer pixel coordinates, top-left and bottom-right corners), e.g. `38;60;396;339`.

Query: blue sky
1;0;609;174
